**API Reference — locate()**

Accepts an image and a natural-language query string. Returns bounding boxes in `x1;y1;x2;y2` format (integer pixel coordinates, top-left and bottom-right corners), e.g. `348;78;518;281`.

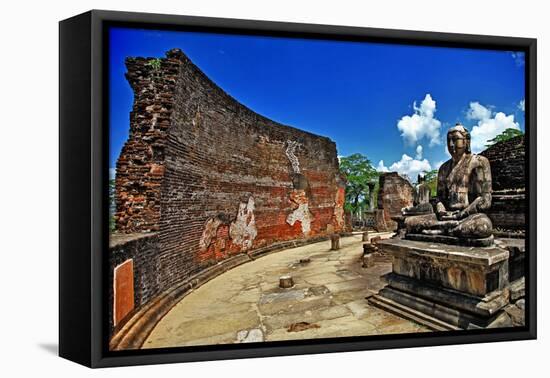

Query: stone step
368;295;460;332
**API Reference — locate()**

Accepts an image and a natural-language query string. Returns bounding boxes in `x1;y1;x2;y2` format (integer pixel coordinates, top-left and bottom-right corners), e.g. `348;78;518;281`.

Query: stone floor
142;233;430;348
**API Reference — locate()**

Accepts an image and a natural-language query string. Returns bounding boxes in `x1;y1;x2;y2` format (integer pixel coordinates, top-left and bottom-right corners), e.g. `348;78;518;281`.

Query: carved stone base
379;238;509;296
370;237;513;330
369;273;511;330
405;233;494;247
495;238;525;282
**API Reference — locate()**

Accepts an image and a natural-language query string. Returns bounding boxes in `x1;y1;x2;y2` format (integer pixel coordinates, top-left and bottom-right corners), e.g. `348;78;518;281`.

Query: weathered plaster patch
230;197;258;251
199;217;223;252
286;190;313;235
285;140;301;173
333;186;346;231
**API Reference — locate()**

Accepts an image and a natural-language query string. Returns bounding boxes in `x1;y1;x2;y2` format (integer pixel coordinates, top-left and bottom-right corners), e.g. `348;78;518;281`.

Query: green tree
339;153;379;215
422;169;439;198
486;128;524;147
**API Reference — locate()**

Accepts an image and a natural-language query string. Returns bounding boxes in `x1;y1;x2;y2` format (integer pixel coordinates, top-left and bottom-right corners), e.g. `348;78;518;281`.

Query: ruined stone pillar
331;234;340;250
368;182;376;211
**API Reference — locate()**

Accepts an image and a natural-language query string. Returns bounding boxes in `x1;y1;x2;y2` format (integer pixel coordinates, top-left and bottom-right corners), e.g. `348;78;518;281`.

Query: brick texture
480;135;525;191
111;49;345;310
375;172;414;231
480;135;526;232
108;233;160;335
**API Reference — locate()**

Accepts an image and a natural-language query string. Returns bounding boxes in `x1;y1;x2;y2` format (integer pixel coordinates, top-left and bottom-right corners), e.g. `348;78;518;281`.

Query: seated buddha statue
403;123;494;245
402;173;433;216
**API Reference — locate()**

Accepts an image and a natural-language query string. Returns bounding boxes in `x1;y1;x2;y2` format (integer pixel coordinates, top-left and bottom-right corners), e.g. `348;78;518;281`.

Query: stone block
496;238;525;282
362;253;375;268
378;238;509;297
370;237;516;330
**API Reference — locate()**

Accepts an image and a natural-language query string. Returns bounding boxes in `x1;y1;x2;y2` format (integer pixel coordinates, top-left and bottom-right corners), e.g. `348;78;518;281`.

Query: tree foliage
339;153;379;214
422;169;439;198
486;128;524;148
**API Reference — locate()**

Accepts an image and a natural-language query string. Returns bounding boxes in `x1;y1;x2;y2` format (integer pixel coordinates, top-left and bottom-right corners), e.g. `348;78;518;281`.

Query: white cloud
109;168;116;180
467;102;492;121
466;102;520;153
378;154;432;182
518;99;525;112
397;94;442;146
377;160;389;172
415;145;423;159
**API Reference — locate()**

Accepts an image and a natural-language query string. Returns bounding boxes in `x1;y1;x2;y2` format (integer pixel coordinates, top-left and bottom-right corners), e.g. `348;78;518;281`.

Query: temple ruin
109;49;347;347
108;49;527;349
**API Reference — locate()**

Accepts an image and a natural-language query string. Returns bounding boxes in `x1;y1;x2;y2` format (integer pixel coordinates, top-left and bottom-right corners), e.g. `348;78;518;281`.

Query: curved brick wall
113;49;345;311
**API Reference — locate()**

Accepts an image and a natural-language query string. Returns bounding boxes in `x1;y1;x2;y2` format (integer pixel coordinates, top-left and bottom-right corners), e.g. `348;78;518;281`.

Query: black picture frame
59;9;537;368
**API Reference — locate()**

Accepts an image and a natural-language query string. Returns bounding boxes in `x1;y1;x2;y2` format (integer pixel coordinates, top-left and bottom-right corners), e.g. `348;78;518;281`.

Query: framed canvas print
59;10;537;368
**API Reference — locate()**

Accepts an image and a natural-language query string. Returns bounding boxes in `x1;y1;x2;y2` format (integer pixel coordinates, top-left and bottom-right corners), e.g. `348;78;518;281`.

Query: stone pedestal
369;238;514;329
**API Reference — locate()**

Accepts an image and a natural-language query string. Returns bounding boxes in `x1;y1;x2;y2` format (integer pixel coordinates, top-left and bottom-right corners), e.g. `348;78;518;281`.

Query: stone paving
143;233;429;348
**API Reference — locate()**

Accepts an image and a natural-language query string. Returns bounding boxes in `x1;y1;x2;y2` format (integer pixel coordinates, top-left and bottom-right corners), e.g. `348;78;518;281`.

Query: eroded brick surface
112;48;346;306
375;172;414;231
480;136;526;233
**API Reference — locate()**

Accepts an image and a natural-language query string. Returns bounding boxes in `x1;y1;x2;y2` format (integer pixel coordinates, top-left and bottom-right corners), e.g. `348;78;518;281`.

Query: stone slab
509;277;525;302
378;238;509;296
496;238;526;282
406;233;494;247
372;286;511;330
139;234;428;349
379;238;509;266
385;273;509;318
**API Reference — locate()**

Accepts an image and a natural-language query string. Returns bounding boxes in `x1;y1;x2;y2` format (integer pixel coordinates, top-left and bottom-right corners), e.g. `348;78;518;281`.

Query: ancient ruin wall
108;233;160;335
375;172;414;231
114;52;181;232
480;135;526;232
114;49;345;293
480;135;525;191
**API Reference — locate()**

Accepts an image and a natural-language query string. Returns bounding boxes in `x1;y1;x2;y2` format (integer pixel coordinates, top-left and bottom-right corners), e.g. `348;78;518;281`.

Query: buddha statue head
447;123;471;161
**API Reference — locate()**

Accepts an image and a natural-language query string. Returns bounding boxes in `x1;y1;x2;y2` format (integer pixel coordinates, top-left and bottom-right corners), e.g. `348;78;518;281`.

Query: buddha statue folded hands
404;123;494;246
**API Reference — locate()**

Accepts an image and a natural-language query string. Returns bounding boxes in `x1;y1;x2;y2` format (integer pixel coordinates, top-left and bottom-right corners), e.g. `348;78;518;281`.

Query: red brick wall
375;172;414;231
114;49;345;292
114;52;181;232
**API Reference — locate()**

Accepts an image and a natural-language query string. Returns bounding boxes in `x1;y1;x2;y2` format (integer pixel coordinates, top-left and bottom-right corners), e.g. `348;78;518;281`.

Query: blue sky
109;27;525;181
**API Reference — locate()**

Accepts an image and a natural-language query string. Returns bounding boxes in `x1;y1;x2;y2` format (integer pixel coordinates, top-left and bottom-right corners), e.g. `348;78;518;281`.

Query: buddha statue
402;173;433;216
403;123;494;246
